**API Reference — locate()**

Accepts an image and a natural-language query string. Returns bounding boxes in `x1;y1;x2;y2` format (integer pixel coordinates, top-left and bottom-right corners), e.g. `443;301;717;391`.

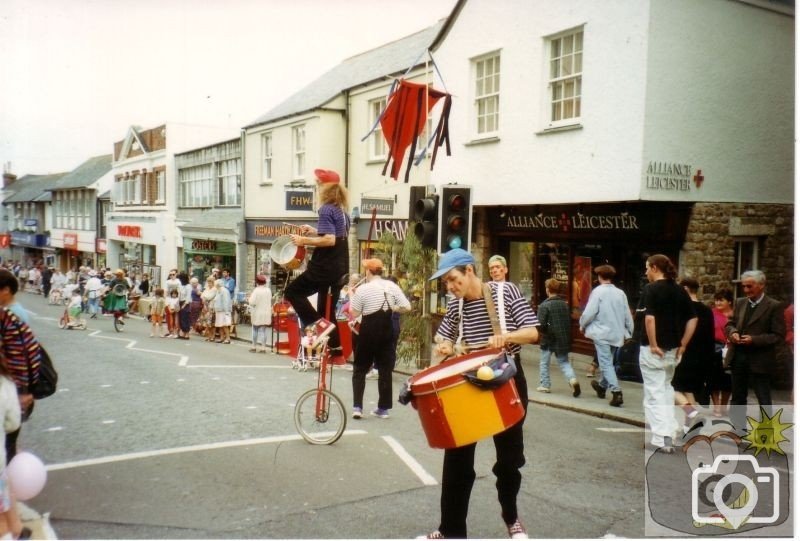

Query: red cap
314;169;340;184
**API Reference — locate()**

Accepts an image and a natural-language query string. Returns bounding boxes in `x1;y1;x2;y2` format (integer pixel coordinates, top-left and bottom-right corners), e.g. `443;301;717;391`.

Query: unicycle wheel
294;388;346;445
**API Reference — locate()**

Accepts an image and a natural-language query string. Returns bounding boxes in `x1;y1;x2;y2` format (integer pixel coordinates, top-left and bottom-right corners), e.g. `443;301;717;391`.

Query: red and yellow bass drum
408;348;525;449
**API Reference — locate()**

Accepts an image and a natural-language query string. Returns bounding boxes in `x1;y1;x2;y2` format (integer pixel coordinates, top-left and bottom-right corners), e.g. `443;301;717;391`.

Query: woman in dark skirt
673;278;715;431
189;277;203;331
709;288;734;417
177;272;192;339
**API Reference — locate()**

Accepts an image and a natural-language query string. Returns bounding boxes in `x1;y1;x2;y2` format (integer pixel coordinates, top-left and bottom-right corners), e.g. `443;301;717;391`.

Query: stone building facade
683;203;794;303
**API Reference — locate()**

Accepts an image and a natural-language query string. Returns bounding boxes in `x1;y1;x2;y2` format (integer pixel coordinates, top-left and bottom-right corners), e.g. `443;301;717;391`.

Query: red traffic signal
439;185;472;253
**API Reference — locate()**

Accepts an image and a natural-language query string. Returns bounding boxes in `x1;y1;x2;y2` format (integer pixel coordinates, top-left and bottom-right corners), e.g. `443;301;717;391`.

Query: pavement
227;319;794;429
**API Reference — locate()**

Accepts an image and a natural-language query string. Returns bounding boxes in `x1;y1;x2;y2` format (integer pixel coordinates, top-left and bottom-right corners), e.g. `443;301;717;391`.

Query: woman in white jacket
247;275;272;353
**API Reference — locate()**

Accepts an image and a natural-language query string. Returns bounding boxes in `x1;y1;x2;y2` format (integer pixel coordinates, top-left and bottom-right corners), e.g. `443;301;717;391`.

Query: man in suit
725;270;785;432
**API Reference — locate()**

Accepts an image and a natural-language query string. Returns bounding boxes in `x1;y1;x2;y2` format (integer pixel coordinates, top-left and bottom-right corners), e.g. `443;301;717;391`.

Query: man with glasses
725;270;785;432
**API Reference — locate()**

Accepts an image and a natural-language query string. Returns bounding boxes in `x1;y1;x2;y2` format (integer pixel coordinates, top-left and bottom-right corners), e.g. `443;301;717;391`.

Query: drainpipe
237;128;248;293
344;90;355;272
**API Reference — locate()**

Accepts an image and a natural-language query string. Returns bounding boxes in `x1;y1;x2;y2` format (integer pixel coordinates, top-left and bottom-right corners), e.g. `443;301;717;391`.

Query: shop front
354;218;410;261
183;238;236;283
50;230;98;271
245;219;310;297
106;220;161;287
485;202;693;354
96;239;107;270
9;231;49;266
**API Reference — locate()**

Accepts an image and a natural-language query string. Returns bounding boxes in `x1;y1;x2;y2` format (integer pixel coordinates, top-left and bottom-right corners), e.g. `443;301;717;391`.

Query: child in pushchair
295;325;321;371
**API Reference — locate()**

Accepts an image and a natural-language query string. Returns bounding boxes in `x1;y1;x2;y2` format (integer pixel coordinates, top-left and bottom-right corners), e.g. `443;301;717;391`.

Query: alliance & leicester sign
488;202;691;242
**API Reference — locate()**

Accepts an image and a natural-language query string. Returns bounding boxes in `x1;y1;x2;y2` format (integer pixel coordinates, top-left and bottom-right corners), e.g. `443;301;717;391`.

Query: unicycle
294;336;347;445
113;310;126;332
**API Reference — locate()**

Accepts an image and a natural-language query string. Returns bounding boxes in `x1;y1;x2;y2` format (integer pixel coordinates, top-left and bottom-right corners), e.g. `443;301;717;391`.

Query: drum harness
453;282;506;356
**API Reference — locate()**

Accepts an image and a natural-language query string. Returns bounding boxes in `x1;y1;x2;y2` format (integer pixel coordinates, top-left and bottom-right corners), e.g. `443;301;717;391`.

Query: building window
132;172;142;204
733;237;761;298
293;124;306;179
217;158;242;206
179;165;213;208
156;170;166;203
474;52;500;135
262;133;273;182
369;98;387;159
548;28;583;125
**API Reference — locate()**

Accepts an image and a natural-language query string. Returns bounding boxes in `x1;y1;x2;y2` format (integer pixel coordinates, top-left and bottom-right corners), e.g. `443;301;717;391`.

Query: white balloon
6;452;47;501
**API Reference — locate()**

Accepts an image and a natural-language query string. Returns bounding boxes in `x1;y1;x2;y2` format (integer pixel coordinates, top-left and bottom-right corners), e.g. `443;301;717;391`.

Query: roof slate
244;20;444;129
52;154;113;190
4;173;68;203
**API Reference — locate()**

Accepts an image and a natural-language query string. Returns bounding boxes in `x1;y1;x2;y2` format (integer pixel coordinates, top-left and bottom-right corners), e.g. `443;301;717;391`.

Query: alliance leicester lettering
506;213;639;231
645;161;692;191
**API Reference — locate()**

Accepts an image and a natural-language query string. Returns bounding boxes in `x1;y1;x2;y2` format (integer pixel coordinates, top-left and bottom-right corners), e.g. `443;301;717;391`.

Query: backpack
28;346;57;399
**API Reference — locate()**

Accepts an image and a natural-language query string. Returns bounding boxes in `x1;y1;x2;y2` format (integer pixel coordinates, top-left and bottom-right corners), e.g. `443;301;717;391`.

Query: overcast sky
0;0;456;176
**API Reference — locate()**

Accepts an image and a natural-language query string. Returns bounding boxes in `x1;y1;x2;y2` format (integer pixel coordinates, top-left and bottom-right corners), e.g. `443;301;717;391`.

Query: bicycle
58;306;87;330
293;335;347;445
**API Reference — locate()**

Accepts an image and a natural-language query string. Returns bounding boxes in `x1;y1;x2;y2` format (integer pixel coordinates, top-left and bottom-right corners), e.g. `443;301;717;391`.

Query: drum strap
456;283;504;348
496;282;507;334
482;283;503;336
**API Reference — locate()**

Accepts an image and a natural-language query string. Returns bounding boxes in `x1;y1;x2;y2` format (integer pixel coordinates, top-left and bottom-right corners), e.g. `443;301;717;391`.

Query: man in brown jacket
725;270;785;432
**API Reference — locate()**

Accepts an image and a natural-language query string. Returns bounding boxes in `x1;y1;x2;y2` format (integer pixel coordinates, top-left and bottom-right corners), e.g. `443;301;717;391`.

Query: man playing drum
285;169;350;364
421;249;539;540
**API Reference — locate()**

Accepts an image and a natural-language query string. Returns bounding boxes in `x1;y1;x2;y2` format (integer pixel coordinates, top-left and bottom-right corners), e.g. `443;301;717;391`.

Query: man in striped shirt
421;249;538;540
348;259;410;419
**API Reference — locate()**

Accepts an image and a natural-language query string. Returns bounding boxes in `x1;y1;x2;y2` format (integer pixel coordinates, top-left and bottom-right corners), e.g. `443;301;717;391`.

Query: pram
48;286;67;305
293;335;322;372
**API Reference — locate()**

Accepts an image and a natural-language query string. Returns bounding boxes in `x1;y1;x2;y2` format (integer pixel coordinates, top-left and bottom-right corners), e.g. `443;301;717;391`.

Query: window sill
535;123;583;136
464;136;500;147
259;182;273;187
366;158;387;165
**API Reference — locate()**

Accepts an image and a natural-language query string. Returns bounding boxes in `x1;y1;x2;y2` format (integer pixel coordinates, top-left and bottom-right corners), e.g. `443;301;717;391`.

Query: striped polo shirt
436;281;539;355
350;278;411;316
317;204;350;238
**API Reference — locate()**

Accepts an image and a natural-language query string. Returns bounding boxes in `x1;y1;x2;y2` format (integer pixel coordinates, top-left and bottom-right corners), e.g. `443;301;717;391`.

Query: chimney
2;163;16;188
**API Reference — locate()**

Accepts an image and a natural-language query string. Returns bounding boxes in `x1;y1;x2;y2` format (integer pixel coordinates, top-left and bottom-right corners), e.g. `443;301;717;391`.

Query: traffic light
439;185;472;253
412;191;439;249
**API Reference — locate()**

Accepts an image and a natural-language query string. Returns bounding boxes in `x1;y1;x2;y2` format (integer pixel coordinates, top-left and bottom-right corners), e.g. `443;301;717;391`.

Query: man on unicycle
103;269;129;330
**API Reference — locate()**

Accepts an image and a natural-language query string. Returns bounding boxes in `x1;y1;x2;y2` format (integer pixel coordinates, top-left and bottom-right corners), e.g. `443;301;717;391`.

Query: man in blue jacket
579;264;634;407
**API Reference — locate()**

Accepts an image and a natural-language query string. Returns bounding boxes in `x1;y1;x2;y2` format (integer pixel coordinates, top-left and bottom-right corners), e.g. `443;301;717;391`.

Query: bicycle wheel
58;314;67;329
294;388;346;445
113;316;123;332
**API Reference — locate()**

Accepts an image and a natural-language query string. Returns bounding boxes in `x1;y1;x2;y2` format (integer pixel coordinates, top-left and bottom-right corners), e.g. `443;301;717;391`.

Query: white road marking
45;431;368;471
596;427;642;432
382;435;437;486
186;365;292;369
102;420;115;424
100;385;112;388
45;427;64;432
